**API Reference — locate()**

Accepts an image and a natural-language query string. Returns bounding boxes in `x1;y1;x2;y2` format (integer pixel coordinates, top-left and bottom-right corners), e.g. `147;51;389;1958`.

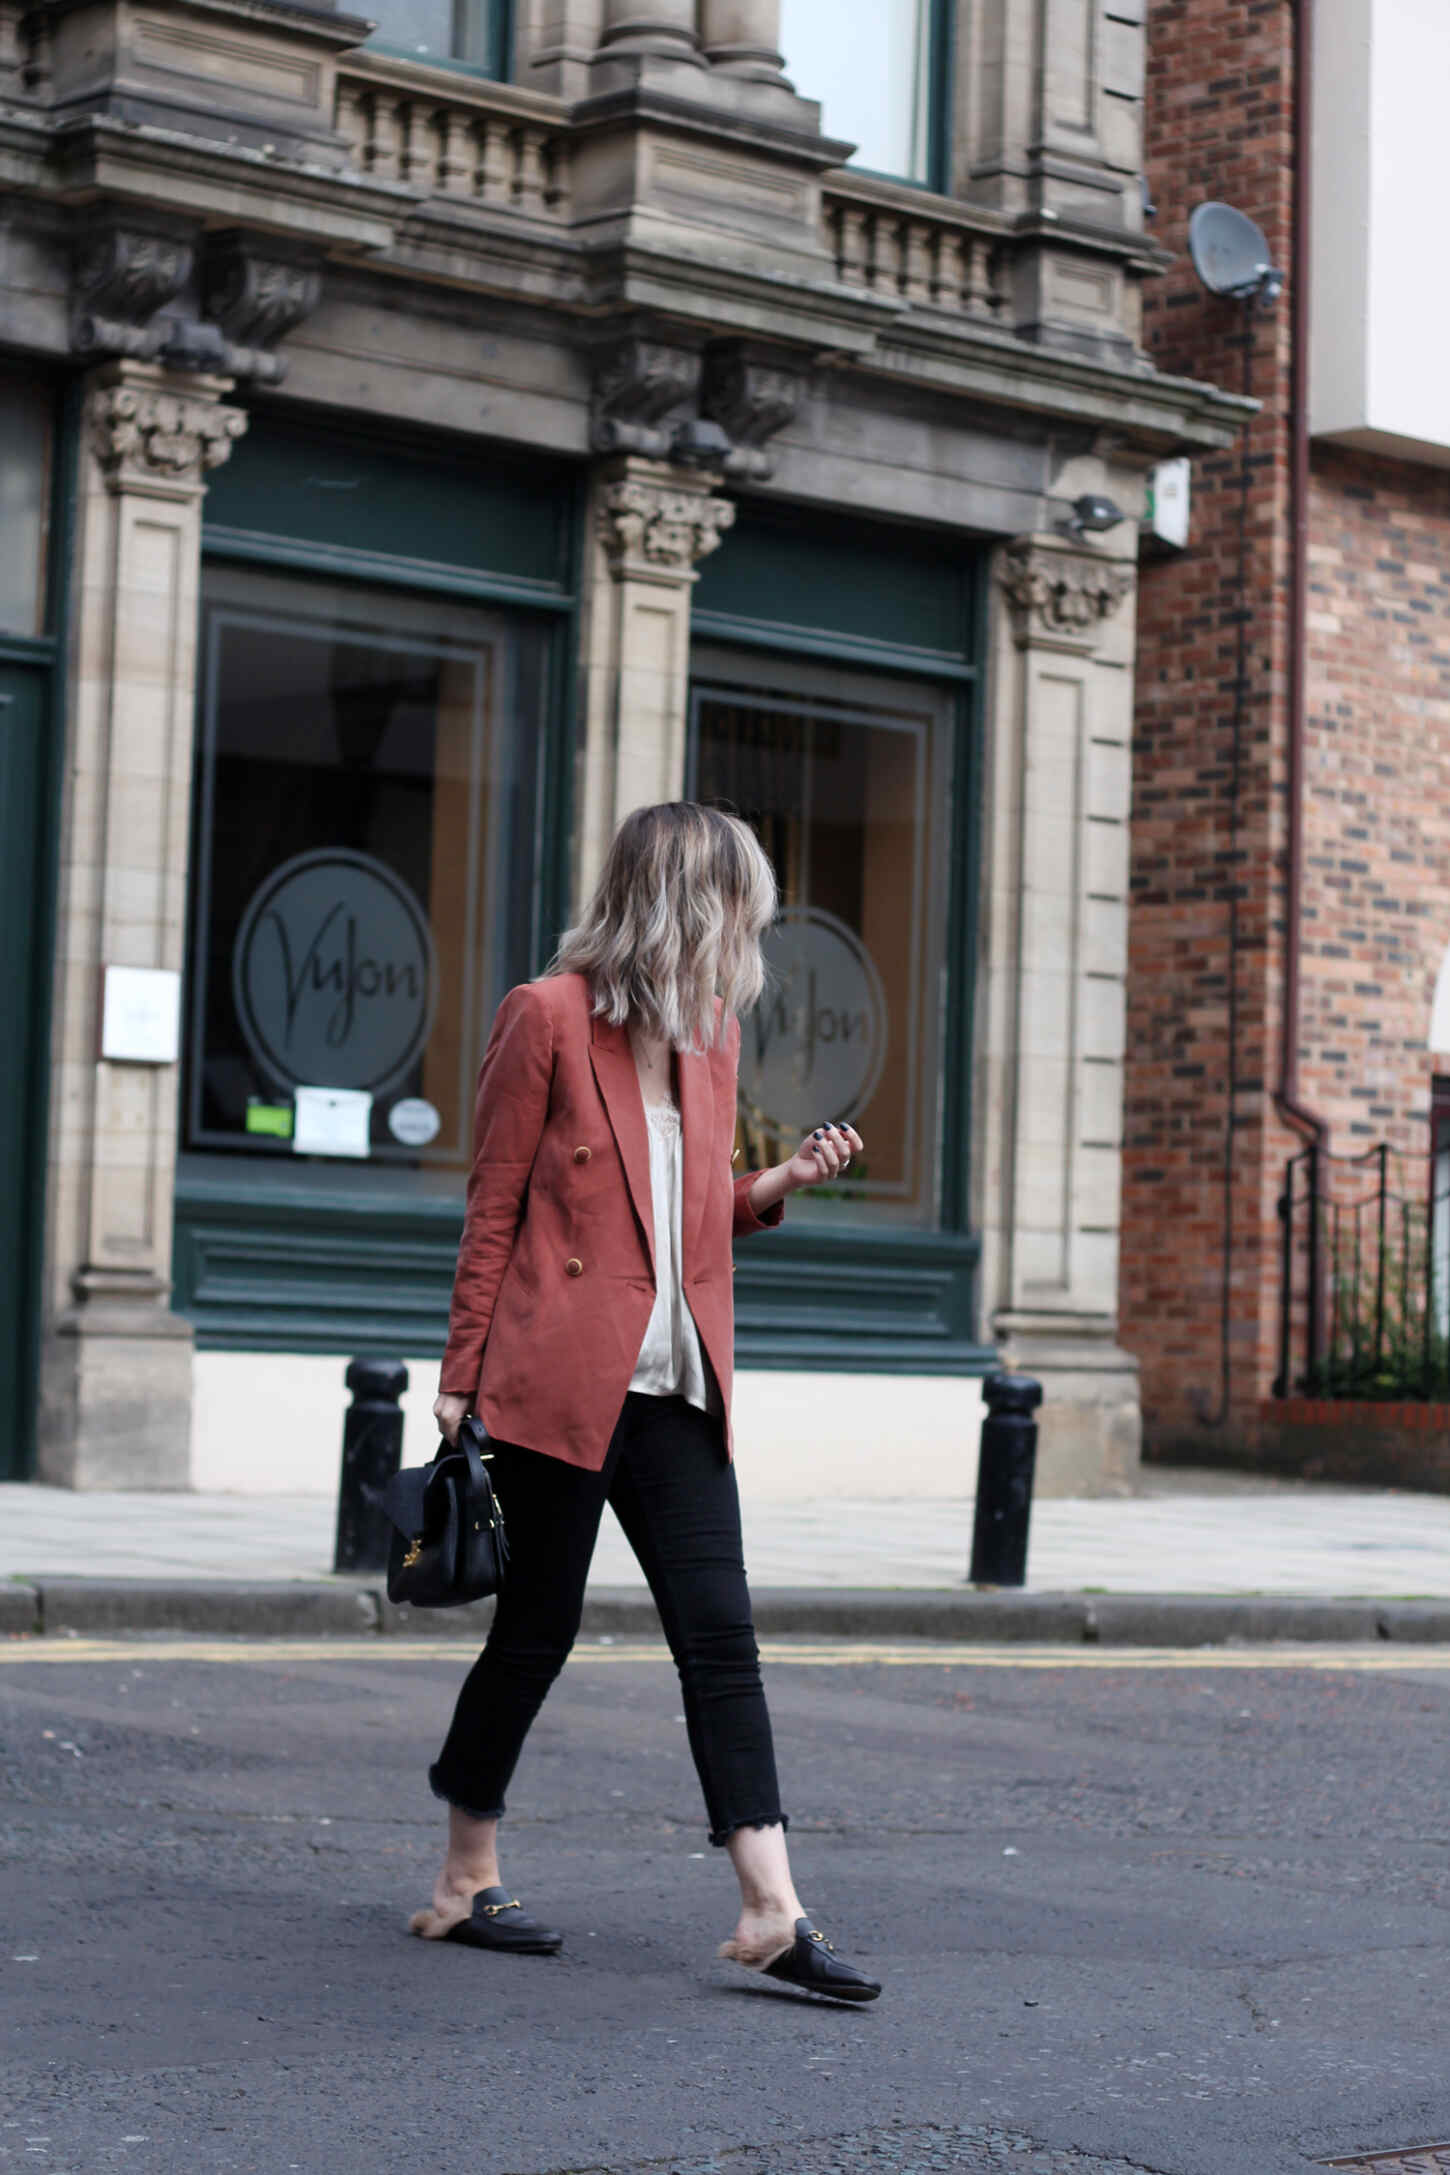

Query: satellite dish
1187;202;1284;305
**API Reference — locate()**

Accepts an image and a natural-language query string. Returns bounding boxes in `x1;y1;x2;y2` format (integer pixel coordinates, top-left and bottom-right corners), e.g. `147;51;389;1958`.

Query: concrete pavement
4;1463;1450;1640
6;1463;1450;1593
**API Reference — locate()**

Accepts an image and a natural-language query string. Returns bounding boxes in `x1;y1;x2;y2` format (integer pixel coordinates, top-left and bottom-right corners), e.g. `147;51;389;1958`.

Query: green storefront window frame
690;504;995;1378
172;417;584;1356
1;372;80;1477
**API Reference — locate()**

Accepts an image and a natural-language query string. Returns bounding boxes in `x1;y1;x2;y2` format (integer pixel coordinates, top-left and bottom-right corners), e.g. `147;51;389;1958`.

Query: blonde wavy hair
550;803;777;1051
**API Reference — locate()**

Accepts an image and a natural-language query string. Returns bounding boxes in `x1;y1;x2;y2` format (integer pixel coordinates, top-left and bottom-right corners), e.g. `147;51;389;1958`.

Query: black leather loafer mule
761;1918;881;2003
442;1886;563;1954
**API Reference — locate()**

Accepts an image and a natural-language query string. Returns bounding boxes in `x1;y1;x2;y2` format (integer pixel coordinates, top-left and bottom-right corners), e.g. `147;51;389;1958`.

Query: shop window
691;651;953;1230
185;565;548;1171
365;0;509;74
779;0;946;187
0;376;51;638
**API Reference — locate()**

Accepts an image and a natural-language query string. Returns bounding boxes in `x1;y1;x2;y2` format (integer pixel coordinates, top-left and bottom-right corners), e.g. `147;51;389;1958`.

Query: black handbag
382;1416;509;1608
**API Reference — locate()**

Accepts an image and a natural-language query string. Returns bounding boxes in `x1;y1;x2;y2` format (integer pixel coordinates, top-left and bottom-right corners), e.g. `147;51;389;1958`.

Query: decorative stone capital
1001;538;1133;648
87;365;248;498
598;473;736;577
702;340;809;480
592;337;702;460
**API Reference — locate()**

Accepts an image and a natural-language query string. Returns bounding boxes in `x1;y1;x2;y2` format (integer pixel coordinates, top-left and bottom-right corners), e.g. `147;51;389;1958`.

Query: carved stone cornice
702;340;809;480
202;233;324;384
592;336;701;459
87;368;248;498
1001;538;1133;648
71;221;323;384
598;474;735;577
72;222;194;362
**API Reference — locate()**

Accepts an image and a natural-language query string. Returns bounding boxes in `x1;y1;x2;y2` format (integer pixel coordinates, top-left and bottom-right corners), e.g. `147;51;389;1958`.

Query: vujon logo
233;849;437;1096
741;907;887;1140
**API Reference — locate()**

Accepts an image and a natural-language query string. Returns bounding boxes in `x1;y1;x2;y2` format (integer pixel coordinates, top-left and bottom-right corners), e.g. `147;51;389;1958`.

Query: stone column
517;0;606;96
974;530;1142;1495
575;459;735;903
37;361;247;1489
699;0;788;82
596;0;700;62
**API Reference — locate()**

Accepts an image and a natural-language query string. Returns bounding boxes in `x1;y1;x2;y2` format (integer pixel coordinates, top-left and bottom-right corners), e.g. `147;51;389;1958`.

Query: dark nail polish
813;1129;823;1139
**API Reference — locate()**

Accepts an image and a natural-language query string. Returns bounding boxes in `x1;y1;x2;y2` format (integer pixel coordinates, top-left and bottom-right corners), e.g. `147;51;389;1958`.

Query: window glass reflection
780;0;933;182
0;377;51;638
365;0;500;67
188;567;545;1166
692;664;951;1226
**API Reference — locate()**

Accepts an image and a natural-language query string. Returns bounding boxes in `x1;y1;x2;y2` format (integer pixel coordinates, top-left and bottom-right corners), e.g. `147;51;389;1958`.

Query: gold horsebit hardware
400;1449;496;1567
483;1899;521;1918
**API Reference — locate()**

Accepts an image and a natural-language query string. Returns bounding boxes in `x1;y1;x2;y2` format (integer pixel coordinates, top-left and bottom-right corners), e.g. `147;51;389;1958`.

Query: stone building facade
0;0;1241;1494
1125;0;1450;1483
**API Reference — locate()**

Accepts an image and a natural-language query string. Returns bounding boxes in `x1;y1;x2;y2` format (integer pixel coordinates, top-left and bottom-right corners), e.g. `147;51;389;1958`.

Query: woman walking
412;801;881;2003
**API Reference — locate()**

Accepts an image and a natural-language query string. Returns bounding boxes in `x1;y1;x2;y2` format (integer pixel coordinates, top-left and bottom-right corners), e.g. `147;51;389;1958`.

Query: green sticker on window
245;1099;294;1139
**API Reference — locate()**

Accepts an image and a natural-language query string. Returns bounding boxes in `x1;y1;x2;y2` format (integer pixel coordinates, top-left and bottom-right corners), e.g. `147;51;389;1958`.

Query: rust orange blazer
439;971;783;1468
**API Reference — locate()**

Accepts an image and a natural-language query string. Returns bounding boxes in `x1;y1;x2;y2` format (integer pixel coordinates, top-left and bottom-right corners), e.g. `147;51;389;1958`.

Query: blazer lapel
589;1017;655;1279
677;1042;714;1267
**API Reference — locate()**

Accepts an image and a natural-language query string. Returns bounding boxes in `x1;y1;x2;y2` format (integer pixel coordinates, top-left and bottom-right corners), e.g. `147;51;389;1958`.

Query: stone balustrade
823;176;1011;324
335;60;571;215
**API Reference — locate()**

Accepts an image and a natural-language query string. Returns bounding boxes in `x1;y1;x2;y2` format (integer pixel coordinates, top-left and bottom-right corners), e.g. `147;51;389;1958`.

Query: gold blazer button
565;1257;584;1277
573;1145;592;1164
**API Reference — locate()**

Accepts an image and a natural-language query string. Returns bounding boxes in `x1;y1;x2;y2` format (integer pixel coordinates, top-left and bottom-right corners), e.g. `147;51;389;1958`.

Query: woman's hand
785;1121;863;1192
433;1392;471;1446
747;1121;864;1216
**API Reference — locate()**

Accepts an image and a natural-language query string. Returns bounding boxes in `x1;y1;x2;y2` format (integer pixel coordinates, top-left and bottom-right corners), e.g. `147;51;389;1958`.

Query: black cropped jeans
429;1392;786;1847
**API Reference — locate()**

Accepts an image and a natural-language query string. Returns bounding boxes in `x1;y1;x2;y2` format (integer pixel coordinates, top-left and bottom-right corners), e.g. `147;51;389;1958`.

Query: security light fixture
1067;493;1125;537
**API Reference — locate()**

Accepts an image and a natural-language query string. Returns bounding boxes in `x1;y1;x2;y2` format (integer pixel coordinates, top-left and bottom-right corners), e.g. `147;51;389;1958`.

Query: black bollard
334;1356;409;1574
969;1372;1043;1588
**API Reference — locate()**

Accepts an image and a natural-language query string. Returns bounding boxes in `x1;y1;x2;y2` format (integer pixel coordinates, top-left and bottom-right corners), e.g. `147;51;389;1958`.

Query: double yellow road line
3;1637;1450;1672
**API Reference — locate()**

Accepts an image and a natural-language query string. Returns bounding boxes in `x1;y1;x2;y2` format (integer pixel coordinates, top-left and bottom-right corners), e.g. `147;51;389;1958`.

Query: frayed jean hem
709;1811;789;1849
428;1763;504;1822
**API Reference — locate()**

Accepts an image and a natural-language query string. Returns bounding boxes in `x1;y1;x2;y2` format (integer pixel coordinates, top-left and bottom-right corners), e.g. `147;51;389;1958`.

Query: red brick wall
1126;3;1450;1465
1125;0;1297;1455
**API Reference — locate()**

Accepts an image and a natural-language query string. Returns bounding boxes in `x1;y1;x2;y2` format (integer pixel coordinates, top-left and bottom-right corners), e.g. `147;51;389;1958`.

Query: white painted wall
190;1351;987;1499
1311;0;1450;463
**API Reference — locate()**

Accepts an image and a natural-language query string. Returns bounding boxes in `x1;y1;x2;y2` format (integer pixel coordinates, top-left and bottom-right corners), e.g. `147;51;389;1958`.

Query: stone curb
0;1582;40;1635
8;1579;1450;1644
20;1579;379;1637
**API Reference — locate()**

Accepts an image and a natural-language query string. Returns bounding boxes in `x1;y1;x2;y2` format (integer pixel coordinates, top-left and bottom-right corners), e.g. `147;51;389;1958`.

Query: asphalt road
2;1635;1449;2175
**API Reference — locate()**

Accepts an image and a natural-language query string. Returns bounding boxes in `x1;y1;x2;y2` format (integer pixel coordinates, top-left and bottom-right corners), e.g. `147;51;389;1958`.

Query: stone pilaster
975;529;1142;1494
954;0;1150;357
575;459;735;903
37;362;247;1490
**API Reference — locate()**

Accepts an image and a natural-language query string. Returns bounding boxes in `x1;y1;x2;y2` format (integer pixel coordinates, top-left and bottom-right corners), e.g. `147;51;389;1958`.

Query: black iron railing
1275;1141;1450;1400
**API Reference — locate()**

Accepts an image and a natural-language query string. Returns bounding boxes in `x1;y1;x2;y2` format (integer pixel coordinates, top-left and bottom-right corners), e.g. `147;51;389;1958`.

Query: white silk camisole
628;1096;715;1413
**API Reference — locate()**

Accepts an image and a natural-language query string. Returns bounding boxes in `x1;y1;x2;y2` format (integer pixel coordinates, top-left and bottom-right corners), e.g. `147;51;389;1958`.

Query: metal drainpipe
1276;0;1327;1153
1269;0;1329;1409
